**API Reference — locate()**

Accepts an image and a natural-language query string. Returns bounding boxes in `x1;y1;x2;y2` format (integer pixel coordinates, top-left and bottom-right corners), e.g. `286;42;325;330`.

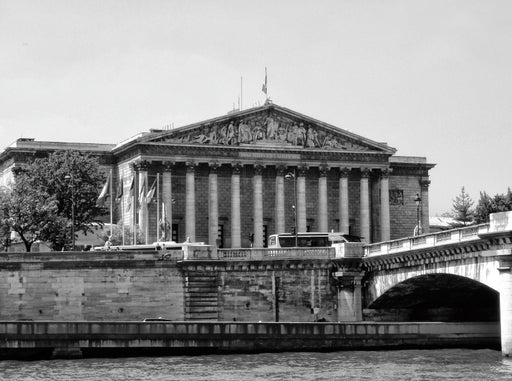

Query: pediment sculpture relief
161;114;368;150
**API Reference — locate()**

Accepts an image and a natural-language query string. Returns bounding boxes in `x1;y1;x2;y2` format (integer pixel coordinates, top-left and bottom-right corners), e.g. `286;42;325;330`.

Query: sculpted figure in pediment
238;121;252;143
265;116;279;140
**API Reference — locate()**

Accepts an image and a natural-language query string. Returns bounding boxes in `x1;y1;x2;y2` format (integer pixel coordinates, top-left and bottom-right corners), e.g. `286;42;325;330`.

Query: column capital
132;160;150;172
254;164;264;176
420;179;431;190
186;161;197;173
209;163;220;174
163;161;174;172
381;168;392;178
231;163;242;175
319;166;330;177
339;167;351;178
276;165;287;177
360;168;371;179
298;166;308;177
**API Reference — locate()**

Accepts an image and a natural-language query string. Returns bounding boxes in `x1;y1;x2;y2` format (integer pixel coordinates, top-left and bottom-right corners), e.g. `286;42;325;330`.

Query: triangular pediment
142;103;396;154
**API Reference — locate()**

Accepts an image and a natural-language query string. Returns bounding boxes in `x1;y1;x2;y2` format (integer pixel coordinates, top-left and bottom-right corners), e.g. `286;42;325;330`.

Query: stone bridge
335;211;512;356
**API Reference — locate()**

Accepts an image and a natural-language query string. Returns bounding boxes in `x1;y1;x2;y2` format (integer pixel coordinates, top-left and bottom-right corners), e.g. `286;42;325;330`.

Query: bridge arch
363;273;499;322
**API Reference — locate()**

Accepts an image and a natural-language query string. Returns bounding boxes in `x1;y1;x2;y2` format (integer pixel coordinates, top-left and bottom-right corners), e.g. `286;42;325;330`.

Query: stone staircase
184;272;219;320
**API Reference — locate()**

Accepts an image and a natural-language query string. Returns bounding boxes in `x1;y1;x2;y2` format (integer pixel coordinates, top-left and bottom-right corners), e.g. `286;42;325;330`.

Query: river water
1;349;511;380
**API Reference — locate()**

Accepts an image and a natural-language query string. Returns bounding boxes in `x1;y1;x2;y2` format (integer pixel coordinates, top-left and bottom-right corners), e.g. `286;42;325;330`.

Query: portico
111;102;434;247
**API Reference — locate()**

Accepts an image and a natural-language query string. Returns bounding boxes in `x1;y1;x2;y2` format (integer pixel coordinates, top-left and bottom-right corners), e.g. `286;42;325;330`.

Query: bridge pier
498;251;512;356
334;271;363;321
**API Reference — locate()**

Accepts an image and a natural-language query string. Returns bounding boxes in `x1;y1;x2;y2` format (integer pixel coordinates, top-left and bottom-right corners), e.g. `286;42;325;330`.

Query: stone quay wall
0;251;337;322
0;321;499;359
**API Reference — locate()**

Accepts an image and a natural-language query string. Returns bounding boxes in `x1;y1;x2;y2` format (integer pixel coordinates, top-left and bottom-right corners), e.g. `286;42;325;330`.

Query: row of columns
131;162;393;246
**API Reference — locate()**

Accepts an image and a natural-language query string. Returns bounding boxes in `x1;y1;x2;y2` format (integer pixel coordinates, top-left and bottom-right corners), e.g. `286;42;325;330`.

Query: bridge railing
217;247;335;260
364;223;491;257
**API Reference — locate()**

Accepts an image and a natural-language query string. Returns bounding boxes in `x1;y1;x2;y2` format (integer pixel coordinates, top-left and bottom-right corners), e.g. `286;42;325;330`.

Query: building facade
0;102;434;247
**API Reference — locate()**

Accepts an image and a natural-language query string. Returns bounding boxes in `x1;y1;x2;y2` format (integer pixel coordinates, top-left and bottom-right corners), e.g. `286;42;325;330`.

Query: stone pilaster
231;164;242;248
318;166;329;232
380;168;391;241
185;162;196;242
208;163;219;246
297;166;308;233
420;179;431;234
275;166;286;234
253;165;264;248
360;168;370;243
339;168;350;234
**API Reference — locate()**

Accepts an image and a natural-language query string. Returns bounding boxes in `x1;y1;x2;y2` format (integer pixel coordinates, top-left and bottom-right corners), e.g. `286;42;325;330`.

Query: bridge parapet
365;224;491;257
216;247;335;261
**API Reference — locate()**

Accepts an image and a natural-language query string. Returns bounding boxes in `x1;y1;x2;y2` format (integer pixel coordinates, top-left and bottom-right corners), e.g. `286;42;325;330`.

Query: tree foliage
450;187;474;227
474;189;512;223
0;177;66;251
0;151;107;251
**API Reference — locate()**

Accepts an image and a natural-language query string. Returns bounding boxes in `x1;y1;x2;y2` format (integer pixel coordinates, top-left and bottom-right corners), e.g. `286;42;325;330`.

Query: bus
92;241;205;252
267;232;361;248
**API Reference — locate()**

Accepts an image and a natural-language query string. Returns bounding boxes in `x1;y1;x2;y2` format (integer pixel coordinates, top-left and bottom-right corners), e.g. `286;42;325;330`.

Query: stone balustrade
364;224;491;257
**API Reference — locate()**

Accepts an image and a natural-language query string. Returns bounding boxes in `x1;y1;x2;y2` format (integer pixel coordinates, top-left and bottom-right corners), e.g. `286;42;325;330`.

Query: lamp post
285;170;298;247
414;193;422;236
65;174;75;251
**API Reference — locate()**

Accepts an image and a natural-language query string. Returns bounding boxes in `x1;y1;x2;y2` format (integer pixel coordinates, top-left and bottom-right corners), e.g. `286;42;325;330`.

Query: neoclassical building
0;102;434;247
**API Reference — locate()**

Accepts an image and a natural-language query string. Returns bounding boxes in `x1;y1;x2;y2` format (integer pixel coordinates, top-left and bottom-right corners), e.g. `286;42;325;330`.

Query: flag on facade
126;177;134;211
116;178;124;202
146;179;156;204
261;67;268;95
96;174;111;207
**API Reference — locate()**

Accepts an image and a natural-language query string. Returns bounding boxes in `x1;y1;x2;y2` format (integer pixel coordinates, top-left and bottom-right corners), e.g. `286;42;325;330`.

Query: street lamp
414;193;422;236
285;170;298;247
65;174;75;251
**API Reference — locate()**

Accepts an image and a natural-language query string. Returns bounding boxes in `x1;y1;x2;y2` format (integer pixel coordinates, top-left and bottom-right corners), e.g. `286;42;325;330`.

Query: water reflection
1;349;511;381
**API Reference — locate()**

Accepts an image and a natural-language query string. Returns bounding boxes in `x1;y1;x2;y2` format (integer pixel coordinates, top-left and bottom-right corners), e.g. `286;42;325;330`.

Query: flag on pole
126;177;134;211
261;67;268;95
146;179;157;205
116;178;124;202
96;173;111;207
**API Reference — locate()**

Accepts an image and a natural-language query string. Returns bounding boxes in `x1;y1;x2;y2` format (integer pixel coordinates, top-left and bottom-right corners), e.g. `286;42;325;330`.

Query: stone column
335;273;363;321
253;165;264;248
161;162;173;242
380;168;391;241
297;166;307;233
275;166;286;234
360;168;371;243
420;179;431;234
318;167;329;232
231;164;242;248
185;162;196;242
131;163;140;245
339;168;350;234
208;163;219;246
137;161;149;244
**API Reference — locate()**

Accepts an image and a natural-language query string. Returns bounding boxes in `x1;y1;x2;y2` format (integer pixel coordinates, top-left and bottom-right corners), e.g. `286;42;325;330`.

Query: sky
1;0;511;216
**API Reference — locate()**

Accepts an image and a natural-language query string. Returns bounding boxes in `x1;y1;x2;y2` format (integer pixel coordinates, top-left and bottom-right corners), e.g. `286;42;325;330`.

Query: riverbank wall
0;321;500;359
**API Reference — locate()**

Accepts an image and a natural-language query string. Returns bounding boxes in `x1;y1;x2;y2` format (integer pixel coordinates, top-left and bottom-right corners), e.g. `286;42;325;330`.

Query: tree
4;151;107;250
450;187;474;227
474;189;512;224
0;177;67;251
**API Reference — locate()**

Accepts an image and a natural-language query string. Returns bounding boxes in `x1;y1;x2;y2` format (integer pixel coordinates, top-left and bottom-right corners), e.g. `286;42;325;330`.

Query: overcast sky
1;0;511;216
